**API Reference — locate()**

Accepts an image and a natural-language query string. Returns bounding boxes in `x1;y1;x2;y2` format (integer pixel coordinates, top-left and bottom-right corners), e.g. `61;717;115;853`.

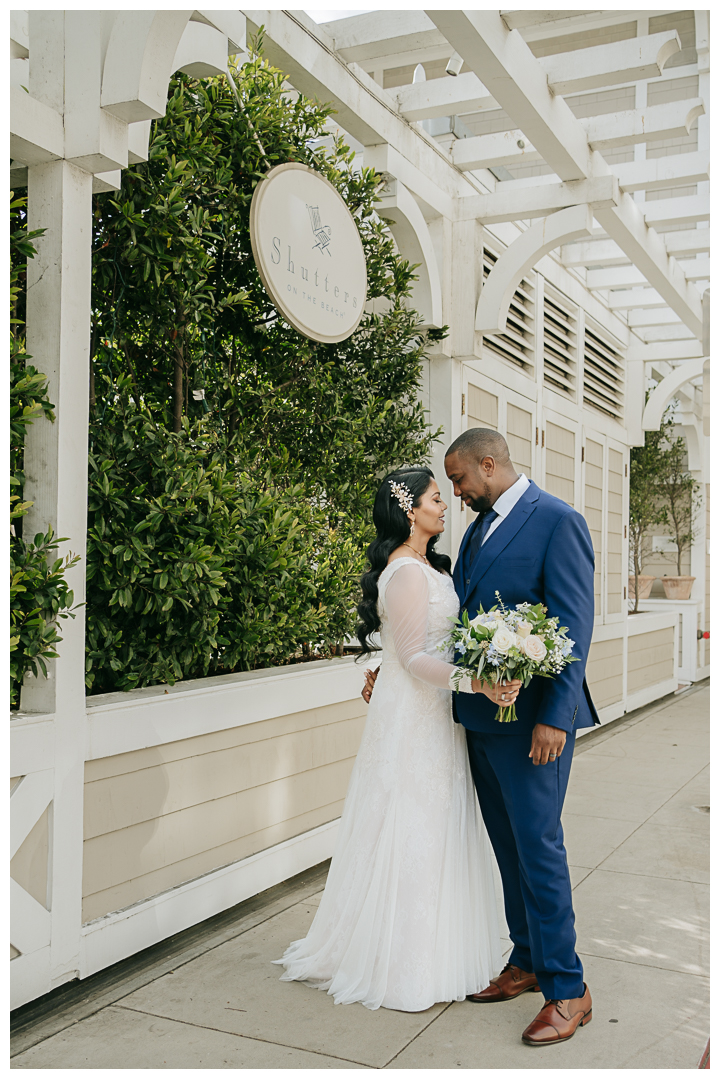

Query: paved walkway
11;683;709;1069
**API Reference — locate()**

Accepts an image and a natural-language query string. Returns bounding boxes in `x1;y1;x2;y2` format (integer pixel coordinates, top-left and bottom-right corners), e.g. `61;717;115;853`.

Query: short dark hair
445;427;511;466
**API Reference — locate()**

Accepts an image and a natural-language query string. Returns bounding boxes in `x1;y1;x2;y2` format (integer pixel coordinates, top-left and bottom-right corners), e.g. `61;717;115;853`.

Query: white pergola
9;9;710;1007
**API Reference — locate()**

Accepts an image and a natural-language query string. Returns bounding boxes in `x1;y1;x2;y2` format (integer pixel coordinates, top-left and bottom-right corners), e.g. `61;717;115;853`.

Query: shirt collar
491;473;530;520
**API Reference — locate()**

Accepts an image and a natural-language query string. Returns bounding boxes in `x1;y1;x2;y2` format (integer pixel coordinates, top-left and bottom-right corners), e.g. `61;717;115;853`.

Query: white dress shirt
482;473;530;545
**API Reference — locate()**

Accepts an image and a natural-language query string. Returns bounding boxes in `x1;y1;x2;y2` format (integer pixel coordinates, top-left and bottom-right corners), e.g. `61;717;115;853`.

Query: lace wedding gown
274;557;502;1011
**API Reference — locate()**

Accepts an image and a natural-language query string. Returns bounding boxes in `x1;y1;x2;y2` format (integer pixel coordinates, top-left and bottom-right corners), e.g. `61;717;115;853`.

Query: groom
444;427;597;1046
363;427;598;1046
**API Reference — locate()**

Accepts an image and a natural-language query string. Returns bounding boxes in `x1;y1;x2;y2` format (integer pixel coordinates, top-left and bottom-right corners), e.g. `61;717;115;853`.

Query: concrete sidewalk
11;683;709;1069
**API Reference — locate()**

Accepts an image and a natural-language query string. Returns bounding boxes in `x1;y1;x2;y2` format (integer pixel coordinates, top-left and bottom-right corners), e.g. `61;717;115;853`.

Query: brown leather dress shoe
467;963;541;1003
522;983;592;1045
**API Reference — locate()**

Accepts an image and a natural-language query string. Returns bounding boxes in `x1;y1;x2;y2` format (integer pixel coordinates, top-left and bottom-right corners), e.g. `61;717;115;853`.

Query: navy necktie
468;508;499;567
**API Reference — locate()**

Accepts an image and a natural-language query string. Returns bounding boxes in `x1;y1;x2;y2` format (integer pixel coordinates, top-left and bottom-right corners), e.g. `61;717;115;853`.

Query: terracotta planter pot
660;575;695;600
628;575;656;601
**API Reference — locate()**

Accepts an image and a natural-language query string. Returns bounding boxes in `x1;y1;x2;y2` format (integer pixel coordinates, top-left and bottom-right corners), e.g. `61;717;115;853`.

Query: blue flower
457;643;467;655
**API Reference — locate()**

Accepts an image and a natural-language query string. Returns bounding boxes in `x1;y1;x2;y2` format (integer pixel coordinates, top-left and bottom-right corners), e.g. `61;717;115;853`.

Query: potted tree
655;427;702;600
628;407;671;612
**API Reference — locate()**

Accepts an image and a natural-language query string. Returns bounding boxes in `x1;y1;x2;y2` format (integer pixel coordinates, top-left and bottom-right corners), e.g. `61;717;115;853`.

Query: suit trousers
465;729;585;1001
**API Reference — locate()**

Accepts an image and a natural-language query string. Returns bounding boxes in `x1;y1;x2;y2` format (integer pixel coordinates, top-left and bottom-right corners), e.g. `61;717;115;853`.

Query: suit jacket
452;480;600;735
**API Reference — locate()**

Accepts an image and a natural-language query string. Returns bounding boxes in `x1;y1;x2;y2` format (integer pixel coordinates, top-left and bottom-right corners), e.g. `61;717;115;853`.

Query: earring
409;521;415;537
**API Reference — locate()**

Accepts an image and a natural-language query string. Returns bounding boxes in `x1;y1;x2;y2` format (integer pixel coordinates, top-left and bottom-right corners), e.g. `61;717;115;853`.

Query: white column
22;157;93;987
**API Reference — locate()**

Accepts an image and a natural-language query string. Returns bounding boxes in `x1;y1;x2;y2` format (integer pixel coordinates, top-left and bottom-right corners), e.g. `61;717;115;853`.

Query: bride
274;466;515;1012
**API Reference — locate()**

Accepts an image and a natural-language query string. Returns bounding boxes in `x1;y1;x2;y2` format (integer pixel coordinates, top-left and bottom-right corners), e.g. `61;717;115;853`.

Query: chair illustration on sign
307;204;332;255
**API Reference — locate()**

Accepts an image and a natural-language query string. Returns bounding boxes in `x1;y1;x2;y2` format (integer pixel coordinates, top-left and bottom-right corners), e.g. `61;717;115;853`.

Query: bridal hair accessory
389;480;414;515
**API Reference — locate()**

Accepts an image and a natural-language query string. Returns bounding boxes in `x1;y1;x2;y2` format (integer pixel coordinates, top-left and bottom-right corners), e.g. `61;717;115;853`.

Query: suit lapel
461;482;540;605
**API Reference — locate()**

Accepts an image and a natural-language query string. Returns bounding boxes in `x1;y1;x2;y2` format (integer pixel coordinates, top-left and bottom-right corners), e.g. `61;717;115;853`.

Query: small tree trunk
632;543;641;613
173;339;184;433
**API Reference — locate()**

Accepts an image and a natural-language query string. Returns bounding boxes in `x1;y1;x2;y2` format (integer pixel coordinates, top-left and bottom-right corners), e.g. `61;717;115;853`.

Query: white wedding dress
274;557;502;1011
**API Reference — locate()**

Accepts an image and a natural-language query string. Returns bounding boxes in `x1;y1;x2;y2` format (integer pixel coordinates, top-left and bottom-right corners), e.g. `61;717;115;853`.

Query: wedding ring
549;753;557;759
501;694;507;701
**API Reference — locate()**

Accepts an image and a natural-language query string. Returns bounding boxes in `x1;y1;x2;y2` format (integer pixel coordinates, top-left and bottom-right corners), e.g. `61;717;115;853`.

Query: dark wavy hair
356;467;451;657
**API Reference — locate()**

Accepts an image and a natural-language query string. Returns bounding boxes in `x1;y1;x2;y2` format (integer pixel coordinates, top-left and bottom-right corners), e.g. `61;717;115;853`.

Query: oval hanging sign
249;161;368;344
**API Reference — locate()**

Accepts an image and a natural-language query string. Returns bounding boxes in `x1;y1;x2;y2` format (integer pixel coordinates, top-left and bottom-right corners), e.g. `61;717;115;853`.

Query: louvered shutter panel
481;247;535;375
583;325;625;420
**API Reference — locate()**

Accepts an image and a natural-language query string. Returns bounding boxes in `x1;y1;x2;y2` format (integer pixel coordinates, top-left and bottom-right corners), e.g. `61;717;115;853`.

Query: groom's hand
529;723;566;766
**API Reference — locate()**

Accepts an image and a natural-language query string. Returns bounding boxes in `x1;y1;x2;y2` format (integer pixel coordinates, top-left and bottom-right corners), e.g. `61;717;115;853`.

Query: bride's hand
361;666;380;703
471;678;522;705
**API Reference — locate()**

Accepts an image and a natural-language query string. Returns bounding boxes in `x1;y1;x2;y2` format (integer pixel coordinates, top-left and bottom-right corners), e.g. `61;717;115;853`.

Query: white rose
516;620;533;639
492;625;518;654
522;635;547;662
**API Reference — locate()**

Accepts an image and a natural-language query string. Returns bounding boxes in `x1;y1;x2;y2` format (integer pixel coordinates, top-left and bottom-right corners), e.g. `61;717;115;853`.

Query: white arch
172;22;229;79
101;11;194;123
376;181;443;329
475;204;593;333
642;358;706;430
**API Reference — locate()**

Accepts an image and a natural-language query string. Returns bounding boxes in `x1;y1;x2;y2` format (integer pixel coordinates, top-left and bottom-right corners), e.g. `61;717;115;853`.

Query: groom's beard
466;483;493;515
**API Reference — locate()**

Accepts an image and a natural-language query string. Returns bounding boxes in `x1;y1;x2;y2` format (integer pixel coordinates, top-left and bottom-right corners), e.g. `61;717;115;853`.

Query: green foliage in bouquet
444;594;578;723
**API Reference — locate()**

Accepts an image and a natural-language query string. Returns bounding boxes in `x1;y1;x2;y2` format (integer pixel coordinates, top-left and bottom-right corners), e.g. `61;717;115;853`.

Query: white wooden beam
363;142;455;222
664;230;711;258
626;340;704;363
460;174;618;223
628;308;681;328
452;130;542;172
583;99;705;151
640;324;696;342
393;72;497;121
10;86;64;167
393;31;680;121
245;11;447;185
426;9;704;340
608;287;667;311
642;195;709;229
475;204;593;332
593;194;703;339
427;10;593;182
613;151;709;194
500;10;601;31
588;257;709;290
542;30;680;96
326;10;444;64
562;227;710;269
561;237;628;267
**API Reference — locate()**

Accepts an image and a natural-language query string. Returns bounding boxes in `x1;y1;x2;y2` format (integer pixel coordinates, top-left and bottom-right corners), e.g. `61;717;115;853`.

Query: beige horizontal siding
82;699;366;923
704;484;710;667
627;628;675;694
467;383;498;430
584;439;603;616
507;402;533;478
586;636;624;709
607;447;624;614
545;422;575;506
83;798;346;923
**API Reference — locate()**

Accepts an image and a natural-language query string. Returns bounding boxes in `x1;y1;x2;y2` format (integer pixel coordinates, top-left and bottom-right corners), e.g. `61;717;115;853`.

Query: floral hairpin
389;480;414;515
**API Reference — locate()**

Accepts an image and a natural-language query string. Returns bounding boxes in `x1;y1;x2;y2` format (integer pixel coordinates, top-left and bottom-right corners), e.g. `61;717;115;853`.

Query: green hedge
85;387;363;693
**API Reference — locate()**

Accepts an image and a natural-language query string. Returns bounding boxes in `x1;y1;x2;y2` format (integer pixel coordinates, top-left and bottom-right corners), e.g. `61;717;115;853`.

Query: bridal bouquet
442;592;578;722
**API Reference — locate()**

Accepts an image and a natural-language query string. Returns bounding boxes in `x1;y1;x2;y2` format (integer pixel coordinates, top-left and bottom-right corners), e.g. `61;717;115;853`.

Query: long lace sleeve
383;562;474;692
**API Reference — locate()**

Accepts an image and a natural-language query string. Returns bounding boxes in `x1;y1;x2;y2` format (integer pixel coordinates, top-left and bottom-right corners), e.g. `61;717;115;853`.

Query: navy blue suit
452;480;599;999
